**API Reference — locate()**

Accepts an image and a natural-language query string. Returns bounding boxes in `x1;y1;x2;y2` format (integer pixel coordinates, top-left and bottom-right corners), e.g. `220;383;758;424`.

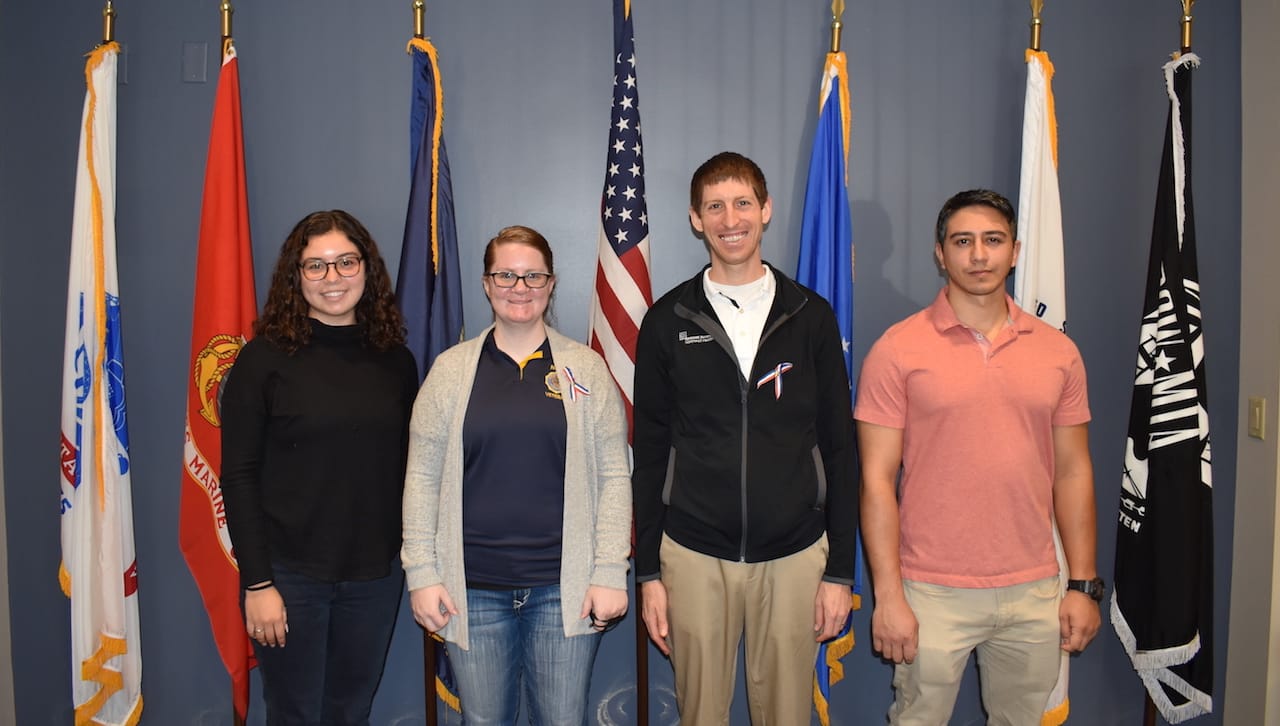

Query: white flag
58;42;143;726
1014;48;1070;726
1014;49;1066;333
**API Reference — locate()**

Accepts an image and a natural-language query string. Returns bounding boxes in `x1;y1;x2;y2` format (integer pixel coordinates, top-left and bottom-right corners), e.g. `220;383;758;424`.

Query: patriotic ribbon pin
563;366;591;402
756;362;794;400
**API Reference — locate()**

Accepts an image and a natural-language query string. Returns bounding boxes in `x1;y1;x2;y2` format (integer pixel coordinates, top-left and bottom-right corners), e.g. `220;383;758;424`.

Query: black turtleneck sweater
221;320;419;587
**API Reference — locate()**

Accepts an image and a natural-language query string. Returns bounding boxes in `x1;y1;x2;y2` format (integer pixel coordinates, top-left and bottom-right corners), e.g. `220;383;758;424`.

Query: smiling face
482;241;555;328
934;204;1021;301
300;230;365;326
689;177;773;283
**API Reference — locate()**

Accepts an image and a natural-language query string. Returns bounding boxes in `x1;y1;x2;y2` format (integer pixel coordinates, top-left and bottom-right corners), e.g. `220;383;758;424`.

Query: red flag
178;41;258;721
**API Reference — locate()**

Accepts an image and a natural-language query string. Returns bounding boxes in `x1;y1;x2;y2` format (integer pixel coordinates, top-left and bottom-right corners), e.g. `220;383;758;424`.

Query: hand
813;581;852;642
244;587;287;648
640;580;671;656
871;592;918;664
581;585;628;631
1059;591;1101;652
410;584;458;633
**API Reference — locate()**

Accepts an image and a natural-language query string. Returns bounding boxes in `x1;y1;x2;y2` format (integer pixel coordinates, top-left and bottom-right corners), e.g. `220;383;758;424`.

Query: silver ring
254;627;263;633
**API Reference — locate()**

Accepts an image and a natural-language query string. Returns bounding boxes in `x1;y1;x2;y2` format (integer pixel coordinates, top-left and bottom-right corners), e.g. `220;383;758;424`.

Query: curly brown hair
255;210;406;353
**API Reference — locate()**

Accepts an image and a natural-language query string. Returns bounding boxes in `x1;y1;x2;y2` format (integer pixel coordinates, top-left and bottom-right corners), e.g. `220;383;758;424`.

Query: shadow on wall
850;199;923;366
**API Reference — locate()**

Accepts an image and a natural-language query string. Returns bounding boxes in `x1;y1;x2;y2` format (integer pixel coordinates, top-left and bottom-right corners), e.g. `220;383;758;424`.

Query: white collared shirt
703;264;775;378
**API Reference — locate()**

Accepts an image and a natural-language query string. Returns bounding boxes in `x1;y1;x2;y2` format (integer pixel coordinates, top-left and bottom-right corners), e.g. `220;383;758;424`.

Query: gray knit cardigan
401;325;632;649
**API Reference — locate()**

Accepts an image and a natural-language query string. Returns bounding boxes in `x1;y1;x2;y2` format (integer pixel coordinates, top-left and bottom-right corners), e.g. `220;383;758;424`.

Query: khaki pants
659;533;827;726
889;577;1062;726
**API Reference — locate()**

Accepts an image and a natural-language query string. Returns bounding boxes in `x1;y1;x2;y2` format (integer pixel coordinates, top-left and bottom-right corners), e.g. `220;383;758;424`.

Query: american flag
589;0;653;433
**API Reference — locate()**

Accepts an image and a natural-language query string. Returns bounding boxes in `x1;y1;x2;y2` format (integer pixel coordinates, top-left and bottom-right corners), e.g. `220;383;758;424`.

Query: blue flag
397;36;465;716
795;50;860;726
398;37;464;382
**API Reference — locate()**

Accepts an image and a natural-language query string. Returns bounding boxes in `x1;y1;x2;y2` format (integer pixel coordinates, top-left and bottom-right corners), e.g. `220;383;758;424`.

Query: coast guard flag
397;36;464;382
794;49;860;726
58;41;144;726
1012;47;1071;726
178;41;258;722
1014;49;1066;333
1111;53;1214;724
589;0;654;433
396;35;465;714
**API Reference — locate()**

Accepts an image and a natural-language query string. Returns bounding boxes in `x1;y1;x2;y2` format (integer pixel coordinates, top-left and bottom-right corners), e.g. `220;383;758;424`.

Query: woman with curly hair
221;209;418;725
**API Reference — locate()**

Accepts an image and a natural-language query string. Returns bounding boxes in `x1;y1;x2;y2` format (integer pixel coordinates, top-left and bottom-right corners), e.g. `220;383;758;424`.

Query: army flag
59;41;144;726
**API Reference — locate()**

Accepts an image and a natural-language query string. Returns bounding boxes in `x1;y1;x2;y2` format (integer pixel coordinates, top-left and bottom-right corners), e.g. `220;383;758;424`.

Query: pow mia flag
1111;53;1214;724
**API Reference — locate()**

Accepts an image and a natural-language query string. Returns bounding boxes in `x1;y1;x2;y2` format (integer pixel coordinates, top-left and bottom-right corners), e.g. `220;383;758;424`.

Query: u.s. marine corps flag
178;39;259;722
1111;52;1214;724
59;41;144;726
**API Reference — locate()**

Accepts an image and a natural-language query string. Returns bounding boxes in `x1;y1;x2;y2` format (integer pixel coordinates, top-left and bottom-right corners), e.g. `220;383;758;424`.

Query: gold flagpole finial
1180;0;1195;53
102;0;116;44
829;0;845;53
1029;0;1044;51
220;2;234;41
413;0;426;39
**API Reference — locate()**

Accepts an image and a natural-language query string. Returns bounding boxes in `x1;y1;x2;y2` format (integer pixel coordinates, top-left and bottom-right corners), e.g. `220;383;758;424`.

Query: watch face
1087;578;1105;600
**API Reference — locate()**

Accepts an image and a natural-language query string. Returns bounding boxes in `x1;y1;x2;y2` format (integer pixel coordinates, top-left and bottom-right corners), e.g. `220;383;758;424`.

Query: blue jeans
446;585;602;725
250;563;403;726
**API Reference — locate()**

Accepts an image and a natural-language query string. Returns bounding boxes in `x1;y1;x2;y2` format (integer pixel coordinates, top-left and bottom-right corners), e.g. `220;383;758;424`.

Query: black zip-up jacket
632;264;858;584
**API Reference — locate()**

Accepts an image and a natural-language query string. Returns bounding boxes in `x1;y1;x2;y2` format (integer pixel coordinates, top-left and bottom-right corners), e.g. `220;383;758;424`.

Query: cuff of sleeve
404;565;442;592
589;562;630;591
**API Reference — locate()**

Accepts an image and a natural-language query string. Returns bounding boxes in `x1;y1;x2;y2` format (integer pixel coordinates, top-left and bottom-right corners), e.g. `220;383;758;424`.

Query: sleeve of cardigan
585;353;633;591
400;358;455;592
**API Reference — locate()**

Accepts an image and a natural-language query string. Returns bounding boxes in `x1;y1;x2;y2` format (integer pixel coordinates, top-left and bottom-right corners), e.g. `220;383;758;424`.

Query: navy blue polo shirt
461;332;567;588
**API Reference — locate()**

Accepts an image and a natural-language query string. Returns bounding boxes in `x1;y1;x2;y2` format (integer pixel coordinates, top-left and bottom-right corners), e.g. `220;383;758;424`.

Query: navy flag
1111;52;1213;724
396;36;466;715
397;37;464;382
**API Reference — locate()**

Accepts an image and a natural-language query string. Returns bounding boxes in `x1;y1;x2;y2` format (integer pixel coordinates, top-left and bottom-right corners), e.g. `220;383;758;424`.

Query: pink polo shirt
854;288;1091;588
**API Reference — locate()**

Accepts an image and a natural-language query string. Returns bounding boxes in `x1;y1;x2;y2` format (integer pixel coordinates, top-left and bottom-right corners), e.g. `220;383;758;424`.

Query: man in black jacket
632;151;858;724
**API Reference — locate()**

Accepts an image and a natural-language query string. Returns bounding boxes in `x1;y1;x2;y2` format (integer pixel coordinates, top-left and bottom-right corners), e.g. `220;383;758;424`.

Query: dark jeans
250;563;403;726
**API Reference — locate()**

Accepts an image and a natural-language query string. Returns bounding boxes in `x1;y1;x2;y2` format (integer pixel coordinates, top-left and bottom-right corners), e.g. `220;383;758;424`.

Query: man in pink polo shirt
855;189;1102;725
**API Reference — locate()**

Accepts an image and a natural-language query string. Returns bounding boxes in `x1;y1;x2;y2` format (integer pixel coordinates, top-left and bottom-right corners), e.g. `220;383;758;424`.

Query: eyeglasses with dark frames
299;255;363;281
485;271;553;289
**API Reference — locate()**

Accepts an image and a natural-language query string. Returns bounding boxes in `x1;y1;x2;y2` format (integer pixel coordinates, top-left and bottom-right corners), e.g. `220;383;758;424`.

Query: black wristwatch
1066;577;1106;602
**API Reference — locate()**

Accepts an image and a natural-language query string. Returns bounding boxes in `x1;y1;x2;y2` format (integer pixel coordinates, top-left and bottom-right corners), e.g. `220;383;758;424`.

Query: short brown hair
689;151;768;211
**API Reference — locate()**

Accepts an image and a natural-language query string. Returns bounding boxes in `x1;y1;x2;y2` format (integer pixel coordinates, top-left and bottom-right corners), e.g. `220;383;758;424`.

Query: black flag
1111;53;1214;724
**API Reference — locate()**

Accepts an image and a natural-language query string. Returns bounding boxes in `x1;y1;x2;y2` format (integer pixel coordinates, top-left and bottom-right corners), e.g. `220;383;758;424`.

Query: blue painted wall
0;1;1241;724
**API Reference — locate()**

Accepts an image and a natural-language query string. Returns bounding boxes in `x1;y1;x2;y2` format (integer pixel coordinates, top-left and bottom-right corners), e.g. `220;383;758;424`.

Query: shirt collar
928;286;1033;335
